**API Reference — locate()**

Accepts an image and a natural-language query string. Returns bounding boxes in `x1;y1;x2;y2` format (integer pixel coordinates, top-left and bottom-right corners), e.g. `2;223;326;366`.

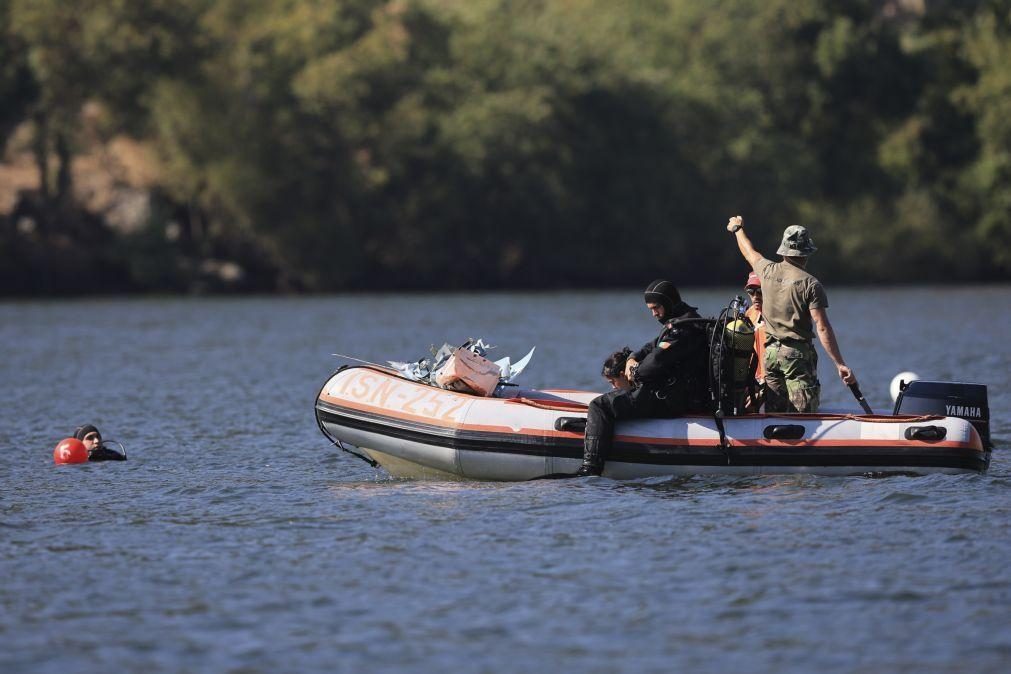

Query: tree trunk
33;110;50;204
31;110;53;234
55;131;72;208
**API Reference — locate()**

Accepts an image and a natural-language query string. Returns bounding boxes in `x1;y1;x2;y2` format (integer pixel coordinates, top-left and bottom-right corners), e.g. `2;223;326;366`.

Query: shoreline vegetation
2;1;1009;297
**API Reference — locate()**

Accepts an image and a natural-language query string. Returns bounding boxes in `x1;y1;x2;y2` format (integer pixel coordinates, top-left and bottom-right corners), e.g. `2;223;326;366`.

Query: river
1;287;1009;673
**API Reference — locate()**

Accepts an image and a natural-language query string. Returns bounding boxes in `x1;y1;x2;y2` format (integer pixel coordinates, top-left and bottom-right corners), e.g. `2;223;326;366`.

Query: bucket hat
776;225;817;257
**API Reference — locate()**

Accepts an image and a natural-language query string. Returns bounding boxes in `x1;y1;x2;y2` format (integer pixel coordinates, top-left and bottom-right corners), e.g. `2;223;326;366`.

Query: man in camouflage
726;216;857;412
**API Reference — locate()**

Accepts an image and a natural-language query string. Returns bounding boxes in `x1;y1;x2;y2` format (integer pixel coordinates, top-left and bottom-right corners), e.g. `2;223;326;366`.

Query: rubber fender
904;425;947;442
763;424;805;440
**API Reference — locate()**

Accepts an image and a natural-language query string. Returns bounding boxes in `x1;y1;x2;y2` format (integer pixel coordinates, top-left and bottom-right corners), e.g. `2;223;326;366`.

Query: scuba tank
724;318;758;413
708;297;759;417
699;296;763;457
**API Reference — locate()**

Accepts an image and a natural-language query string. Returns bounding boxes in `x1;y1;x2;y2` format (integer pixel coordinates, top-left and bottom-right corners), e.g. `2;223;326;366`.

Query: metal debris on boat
388;339;535;388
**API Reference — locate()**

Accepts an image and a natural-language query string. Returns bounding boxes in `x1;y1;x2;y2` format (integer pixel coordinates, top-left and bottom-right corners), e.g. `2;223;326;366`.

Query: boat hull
316;366;989;480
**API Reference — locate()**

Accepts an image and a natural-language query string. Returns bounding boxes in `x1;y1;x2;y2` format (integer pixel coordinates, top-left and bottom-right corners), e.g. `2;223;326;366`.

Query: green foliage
958;7;1011;273
3;0;1010;292
0;0;37;138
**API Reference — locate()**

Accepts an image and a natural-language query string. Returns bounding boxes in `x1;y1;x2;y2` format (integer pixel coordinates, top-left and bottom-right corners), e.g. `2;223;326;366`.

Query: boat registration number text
329;370;470;422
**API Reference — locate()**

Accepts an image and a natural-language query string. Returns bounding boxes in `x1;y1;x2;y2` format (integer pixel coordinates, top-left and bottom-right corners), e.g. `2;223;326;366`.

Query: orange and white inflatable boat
315;366;991;480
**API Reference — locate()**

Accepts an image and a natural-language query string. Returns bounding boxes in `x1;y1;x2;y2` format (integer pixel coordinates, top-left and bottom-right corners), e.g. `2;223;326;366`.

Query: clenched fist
727;215;743;232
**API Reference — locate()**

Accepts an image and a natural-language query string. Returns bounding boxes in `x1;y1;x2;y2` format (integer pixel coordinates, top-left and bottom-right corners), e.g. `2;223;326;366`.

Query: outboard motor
894;380;991;449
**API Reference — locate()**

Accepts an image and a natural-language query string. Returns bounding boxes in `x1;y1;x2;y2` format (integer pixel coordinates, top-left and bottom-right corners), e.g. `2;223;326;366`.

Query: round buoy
54;438;88;465
890;371;920;402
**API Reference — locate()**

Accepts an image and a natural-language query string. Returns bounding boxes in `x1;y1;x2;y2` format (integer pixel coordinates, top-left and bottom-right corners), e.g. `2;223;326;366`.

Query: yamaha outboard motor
894;380;991;449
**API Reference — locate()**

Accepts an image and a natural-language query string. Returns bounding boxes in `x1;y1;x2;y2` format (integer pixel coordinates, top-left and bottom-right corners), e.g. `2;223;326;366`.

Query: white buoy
890;371;920;402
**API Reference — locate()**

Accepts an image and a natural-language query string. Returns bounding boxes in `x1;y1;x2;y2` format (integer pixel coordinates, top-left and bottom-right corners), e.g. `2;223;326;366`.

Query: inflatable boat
315;365;991;480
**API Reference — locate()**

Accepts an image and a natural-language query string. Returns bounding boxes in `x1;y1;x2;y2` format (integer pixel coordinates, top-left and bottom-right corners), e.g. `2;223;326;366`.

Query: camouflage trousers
763;339;820;413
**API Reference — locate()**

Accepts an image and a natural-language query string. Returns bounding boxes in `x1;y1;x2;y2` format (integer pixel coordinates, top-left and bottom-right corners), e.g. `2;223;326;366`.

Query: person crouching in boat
602;347;634;390
74;425;127;461
576;281;711;476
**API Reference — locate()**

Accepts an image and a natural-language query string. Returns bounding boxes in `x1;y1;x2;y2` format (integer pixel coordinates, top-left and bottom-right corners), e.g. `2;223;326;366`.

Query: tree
958;6;1011;275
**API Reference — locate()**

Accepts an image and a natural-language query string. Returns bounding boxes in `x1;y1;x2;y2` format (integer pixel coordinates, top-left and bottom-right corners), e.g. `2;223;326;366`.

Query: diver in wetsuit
74;425;127;461
576;280;710;476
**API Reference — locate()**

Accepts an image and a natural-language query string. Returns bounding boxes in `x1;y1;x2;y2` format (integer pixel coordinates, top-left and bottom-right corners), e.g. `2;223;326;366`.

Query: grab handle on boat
554;417;587;434
763;424;805;440
904;425;947;442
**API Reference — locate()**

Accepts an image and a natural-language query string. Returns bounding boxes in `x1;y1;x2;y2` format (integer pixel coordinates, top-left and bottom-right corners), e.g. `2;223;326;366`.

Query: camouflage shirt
754;257;828;342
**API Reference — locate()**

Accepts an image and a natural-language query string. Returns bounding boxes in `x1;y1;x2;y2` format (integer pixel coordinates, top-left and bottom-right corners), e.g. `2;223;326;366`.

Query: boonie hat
745;271;761;289
776;225;817;257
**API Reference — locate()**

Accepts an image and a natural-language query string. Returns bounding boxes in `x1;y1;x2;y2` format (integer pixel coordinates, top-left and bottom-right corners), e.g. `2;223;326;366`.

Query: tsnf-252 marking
330;369;469;422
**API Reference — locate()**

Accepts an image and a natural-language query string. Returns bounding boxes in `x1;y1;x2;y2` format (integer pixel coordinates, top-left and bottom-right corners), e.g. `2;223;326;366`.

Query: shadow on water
609;473;831;497
327;467;973;496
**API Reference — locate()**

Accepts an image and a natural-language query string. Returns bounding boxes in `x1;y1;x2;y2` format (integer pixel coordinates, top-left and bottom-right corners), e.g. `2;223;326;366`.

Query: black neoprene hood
644;279;681;321
74;424;101;441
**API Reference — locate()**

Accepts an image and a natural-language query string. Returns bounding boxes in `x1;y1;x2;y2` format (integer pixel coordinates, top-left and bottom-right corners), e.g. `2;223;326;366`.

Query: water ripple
1;292;1009;674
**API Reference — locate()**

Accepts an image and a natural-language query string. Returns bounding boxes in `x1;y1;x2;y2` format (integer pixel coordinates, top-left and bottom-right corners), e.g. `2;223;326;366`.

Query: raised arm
727;215;763;269
810;307;856;385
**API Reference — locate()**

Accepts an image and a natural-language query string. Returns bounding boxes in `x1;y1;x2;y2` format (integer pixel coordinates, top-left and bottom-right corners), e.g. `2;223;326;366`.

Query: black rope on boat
707;300;746;463
709;308;728;459
314;366;380;468
712;409;730;464
330;435;379;468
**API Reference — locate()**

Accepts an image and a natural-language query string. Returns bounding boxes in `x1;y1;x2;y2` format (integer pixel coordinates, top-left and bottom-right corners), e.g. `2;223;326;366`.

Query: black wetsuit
582;302;710;473
88;446;127;462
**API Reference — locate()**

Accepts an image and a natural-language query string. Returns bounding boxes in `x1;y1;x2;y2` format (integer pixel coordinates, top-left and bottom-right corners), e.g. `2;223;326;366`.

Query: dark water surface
2;288;1009;673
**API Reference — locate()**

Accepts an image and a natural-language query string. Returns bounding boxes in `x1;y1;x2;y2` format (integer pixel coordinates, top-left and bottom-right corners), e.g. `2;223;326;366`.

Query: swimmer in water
74;424;127;461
